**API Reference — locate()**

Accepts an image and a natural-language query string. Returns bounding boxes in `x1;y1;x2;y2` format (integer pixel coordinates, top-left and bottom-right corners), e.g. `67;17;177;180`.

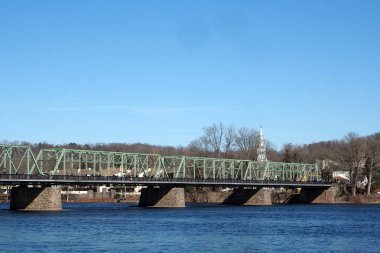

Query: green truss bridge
0;144;328;186
0;144;334;210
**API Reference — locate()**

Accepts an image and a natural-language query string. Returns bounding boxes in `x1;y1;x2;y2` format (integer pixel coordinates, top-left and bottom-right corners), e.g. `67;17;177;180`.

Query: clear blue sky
1;0;379;149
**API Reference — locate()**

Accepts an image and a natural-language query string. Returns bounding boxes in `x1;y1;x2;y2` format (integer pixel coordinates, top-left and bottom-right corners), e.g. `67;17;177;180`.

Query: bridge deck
0;174;332;188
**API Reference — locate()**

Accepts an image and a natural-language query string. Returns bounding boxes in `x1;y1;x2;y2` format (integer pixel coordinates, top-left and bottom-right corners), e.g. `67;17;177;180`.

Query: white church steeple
257;126;267;162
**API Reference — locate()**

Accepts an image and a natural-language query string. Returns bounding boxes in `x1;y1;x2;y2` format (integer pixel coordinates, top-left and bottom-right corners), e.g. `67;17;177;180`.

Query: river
1;203;379;252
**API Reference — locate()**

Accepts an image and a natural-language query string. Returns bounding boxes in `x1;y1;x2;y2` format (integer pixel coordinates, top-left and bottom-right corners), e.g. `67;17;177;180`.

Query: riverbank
335;194;380;204
3;188;380;204
67;190;380;204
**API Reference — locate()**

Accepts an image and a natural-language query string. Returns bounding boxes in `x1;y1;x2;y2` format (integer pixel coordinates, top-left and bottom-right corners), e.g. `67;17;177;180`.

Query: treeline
1;140;188;157
186;124;380;195
2;123;276;160
3;123;380;194
280;132;380;195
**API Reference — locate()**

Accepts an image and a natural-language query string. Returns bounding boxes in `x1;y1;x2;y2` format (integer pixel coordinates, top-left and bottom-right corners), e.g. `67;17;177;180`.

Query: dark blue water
1;203;380;253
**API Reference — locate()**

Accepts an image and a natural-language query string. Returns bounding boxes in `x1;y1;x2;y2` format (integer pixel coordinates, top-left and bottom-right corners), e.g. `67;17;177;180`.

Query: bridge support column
299;187;337;204
138;187;185;208
10;186;62;211
223;187;272;205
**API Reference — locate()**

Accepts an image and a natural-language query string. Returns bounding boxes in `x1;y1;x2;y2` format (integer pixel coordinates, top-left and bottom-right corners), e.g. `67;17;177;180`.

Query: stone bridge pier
10;186;62;211
138;187;186;208
223;187;272;205
298;187;337;204
271;187;337;204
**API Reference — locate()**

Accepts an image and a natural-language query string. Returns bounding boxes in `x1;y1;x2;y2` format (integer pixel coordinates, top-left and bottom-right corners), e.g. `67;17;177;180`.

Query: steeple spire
257;126;267;162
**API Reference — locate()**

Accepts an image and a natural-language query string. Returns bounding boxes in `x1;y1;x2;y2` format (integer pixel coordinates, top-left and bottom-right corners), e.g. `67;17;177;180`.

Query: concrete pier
138;187;185;208
299;187;337;204
10;186;62;211
223;187;272;205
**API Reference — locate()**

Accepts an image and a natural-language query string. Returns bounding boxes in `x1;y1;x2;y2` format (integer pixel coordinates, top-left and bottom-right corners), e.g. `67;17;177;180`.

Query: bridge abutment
223;187;272;205
138;187;185;208
10;186;62;211
299;187;337;204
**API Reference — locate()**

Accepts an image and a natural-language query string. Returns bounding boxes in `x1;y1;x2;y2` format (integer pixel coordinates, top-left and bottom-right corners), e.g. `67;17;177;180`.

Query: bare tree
341;132;367;197
223;124;236;157
234;128;259;160
282;143;294;163
203;123;224;157
188;123;236;158
266;140;281;161
365;137;380;195
188;138;211;157
200;123;237;158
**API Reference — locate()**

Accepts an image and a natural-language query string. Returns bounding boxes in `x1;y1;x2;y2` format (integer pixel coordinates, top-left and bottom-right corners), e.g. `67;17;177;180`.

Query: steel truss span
0;145;41;175
1;144;321;182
